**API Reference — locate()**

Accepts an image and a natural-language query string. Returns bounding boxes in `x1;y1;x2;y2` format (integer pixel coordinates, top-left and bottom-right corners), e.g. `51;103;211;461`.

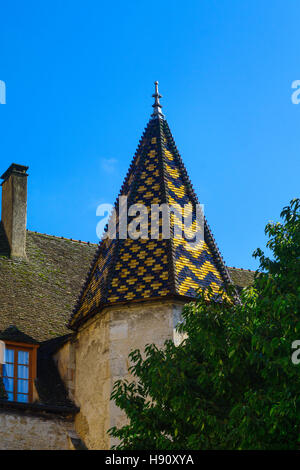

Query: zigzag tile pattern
160;120;224;297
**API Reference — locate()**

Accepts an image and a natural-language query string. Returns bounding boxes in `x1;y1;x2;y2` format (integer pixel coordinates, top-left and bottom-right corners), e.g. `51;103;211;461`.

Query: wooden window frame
0;341;39;403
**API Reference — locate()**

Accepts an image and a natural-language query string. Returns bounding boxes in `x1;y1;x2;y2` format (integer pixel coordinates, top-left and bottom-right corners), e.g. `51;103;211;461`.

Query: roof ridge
227;266;257;273
26;230;97;246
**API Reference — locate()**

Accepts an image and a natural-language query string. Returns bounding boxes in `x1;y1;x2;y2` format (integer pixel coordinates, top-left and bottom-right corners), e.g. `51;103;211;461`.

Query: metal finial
151;81;164;119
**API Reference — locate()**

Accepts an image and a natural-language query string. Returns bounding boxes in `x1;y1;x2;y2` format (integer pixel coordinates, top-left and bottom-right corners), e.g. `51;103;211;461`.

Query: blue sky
0;0;299;270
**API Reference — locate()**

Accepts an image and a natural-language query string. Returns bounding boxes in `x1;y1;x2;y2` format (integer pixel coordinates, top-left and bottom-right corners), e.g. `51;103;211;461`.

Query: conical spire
69;86;234;330
151;81;164;119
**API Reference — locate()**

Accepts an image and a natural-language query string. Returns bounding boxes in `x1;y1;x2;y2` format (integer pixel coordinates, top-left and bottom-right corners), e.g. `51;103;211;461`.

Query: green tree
109;199;300;450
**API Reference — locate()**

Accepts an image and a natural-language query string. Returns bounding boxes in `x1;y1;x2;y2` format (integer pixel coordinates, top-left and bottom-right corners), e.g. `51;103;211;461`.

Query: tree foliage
109;199;300;449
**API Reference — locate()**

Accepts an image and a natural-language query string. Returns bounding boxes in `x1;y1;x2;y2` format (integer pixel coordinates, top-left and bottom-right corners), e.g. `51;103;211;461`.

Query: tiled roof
0;325;39;344
0;221;255;341
0;225;96;342
70;114;236;329
227;267;256;290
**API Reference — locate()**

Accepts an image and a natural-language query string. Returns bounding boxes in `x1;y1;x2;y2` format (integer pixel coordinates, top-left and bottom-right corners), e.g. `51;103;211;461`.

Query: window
1;342;38;403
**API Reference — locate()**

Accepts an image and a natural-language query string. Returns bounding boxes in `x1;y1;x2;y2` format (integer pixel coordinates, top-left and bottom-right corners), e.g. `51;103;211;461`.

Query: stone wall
70;300;184;450
53;340;76;402
0;411;74;450
73;309;111;450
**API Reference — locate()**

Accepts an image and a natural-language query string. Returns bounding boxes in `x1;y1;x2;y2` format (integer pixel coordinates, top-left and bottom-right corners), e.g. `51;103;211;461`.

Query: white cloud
100;158;118;175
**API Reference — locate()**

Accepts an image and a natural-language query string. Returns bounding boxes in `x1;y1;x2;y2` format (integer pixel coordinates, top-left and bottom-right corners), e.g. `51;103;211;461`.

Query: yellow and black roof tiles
70;115;233;329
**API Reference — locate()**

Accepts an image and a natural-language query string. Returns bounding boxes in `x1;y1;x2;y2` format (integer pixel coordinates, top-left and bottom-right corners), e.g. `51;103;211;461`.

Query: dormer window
0;327;39;404
2;343;37;403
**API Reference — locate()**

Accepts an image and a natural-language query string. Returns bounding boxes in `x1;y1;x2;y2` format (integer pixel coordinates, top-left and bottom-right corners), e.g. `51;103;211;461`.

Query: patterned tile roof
70;87;235;329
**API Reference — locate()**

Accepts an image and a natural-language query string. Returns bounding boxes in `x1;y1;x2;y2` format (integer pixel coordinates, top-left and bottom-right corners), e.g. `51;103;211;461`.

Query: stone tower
67;83;233;449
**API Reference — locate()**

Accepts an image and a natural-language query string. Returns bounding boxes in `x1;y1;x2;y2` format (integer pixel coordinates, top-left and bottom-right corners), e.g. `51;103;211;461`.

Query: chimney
1;163;29;259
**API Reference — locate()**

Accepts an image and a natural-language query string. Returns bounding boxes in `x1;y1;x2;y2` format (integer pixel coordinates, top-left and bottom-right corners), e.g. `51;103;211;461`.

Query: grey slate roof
0;224;97;342
227;266;256;290
0;325;39;344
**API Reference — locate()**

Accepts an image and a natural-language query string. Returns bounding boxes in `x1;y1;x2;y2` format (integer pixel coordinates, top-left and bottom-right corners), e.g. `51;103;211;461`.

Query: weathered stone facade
53;340;76;403
54;300;185;449
0;410;75;450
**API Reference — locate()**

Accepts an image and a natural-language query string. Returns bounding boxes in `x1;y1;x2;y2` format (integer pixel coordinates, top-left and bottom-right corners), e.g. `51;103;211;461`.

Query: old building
0;84;254;450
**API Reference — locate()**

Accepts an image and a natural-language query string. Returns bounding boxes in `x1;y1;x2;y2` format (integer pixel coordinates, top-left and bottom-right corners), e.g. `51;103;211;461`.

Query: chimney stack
1;164;29;259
